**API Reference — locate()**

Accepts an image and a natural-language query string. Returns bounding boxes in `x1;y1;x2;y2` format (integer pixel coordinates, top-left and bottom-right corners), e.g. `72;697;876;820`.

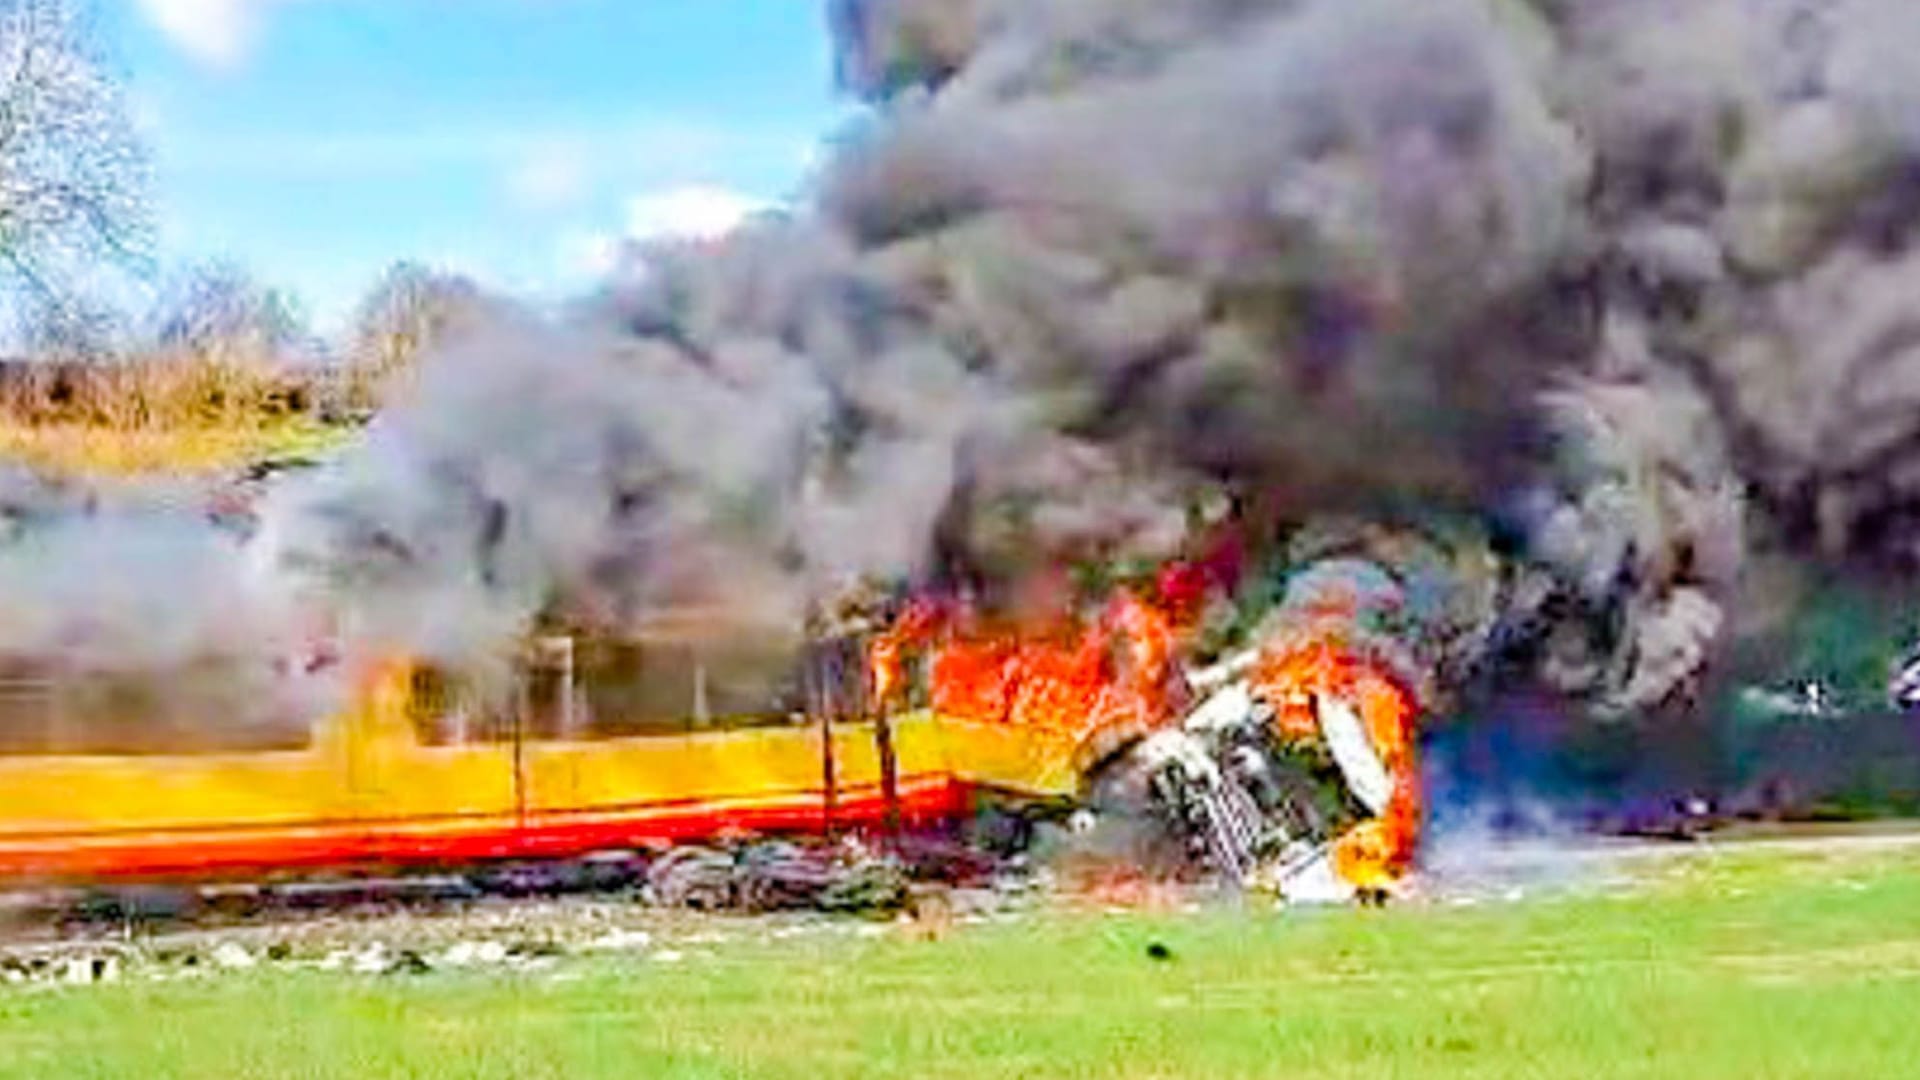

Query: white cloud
556;229;622;282
547;185;774;294
505;143;592;212
622;185;772;243
137;0;267;70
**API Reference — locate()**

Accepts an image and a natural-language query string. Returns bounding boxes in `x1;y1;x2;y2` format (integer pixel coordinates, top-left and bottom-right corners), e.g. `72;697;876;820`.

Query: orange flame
869;589;1183;748
871;552;1427;892
1251;614;1422;890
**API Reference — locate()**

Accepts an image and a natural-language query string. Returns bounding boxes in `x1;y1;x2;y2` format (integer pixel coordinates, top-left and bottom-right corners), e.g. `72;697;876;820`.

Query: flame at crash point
870;547;1430;895
868;587;1185;752
1250;603;1423;892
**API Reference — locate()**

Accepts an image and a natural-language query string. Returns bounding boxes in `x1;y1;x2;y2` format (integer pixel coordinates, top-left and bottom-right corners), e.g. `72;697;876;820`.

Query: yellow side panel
0;750;341;835
921;714;1085;798
0;671;518;837
346;671;516;821
522;712;1088;816
0;669;1093;844
350;738;517;821
524;724;874;812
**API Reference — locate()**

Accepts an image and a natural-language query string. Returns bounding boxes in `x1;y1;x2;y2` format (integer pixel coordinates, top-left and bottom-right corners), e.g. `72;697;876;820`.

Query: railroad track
0;834;1019;943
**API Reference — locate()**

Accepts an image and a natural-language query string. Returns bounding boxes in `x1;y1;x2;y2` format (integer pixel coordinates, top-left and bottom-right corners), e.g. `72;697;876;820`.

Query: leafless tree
152;259;308;363
350;260;484;376
19;285;118;358
0;0;152;321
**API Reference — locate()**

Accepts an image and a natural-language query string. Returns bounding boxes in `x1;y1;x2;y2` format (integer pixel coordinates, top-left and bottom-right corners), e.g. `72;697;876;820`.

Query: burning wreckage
27;0;1920;914
859;533;1469;906
0;462;1469;909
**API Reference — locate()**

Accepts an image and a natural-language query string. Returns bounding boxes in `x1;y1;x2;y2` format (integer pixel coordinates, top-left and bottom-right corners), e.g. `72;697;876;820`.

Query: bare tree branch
0;0;153;334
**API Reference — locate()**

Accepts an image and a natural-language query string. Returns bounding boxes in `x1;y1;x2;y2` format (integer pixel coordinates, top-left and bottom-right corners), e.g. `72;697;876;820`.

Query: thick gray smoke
1519;0;1920;709
0;468;330;738
255;0;1583;680
257;259;998;673
826;0;1589;508
235;0;1920;725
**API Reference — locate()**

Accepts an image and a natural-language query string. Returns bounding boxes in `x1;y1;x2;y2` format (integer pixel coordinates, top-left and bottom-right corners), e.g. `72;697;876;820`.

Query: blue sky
105;1;850;335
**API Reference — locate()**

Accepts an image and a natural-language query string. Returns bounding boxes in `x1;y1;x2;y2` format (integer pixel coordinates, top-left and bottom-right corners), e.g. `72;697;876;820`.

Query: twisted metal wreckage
866;539;1442;904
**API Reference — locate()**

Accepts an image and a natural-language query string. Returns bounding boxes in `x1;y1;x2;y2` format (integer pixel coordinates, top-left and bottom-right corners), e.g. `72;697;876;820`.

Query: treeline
0;261;486;474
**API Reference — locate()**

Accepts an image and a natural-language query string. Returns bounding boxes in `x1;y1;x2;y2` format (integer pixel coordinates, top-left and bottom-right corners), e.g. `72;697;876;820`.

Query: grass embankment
0;418;354;476
3;844;1918;1078
0;352;367;478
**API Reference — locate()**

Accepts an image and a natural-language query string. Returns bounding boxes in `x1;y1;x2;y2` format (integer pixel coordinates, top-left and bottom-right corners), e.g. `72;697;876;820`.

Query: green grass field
4;843;1920;1079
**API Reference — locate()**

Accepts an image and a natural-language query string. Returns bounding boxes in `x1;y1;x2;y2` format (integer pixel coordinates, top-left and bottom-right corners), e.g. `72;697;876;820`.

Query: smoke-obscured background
6;0;1920;826
198;0;1920;812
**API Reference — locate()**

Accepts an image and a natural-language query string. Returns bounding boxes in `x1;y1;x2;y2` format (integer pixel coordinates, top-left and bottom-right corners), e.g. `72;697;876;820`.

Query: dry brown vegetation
0;350;371;476
0;257;482;478
0;354;329;429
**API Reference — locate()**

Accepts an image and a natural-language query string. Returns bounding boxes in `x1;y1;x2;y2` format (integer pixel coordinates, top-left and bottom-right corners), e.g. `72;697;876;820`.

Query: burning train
0;478;1436;904
29;0;1920;905
0;359;1442;902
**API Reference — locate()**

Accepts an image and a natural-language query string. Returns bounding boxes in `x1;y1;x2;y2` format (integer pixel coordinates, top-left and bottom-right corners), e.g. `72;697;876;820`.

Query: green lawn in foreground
4;845;1920;1079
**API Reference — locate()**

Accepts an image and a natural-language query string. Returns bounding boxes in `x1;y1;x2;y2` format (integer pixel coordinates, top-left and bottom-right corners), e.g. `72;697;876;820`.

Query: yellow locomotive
0;624;1097;881
0;363;1098;883
0;362;1427;899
